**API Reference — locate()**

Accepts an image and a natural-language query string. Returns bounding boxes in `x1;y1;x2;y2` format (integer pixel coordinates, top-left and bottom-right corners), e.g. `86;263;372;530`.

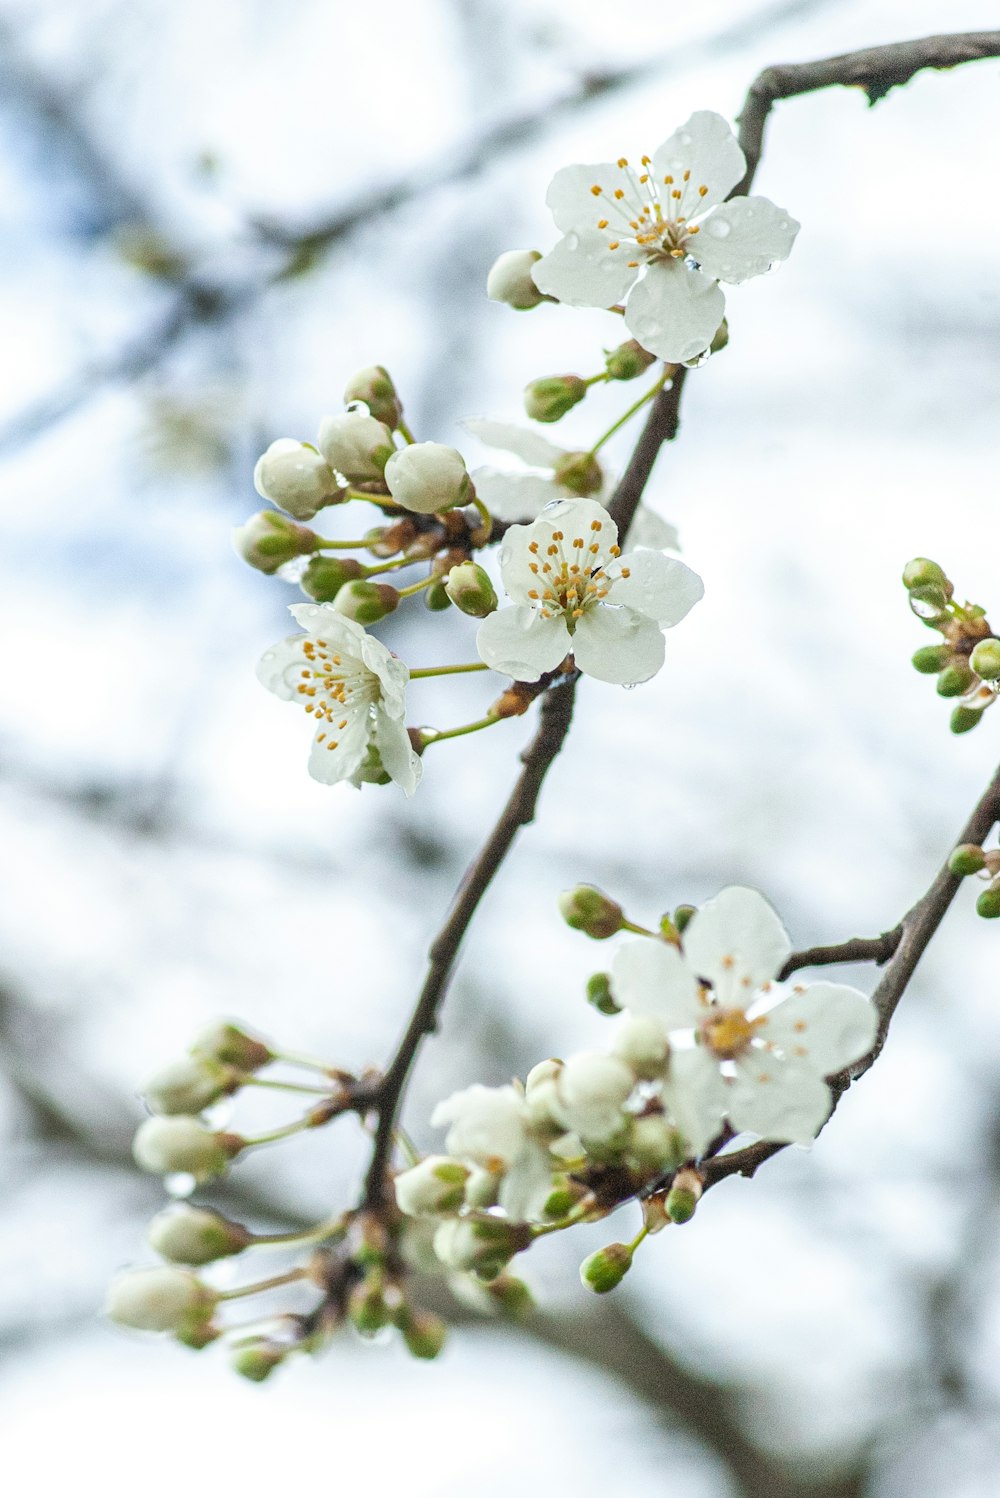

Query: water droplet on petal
679;339;709;364
705;217;731;239
601;256;621;272
166;1171;197;1199
682;348;711;369
566;232;580;251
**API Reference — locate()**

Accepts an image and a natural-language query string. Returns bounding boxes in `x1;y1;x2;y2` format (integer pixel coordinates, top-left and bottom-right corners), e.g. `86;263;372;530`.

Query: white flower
476;498;702;685
552;1052;635;1143
611;887;878;1153
431;1084;553;1222
532;111;799;365
256;604;421;794
462;417;679;549
384;441;471;514
253;438;343;520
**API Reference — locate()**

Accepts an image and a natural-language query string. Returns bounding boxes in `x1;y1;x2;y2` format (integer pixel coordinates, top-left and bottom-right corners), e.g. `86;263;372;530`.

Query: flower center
589;156;710;268
295;636;374;752
523;519;627;627
700;1007;761;1060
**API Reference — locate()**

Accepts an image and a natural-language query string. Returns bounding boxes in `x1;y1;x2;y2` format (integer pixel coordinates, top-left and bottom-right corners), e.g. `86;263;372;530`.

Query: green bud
432;1218;527;1281
543;1179;584;1217
604;339;657;381
586;972;621;1016
673;904;697;934
523;375;588;423
976;881;1000;919
192;1021;272;1072
233;511;317;574
949;843;987;877
332;579;400;624
902;557;948;591
551;450;604;496
911;645;952;674
300;555;365;602
232;1340;288;1382
444;562;498;618
937;664;976;698
148;1205;252;1265
971;638;1000;681
348;1278;391;1336
424;577;453;611
343;365;403;430
666;1168;703;1223
132;1116;239;1182
558;885;624;940
399;1308;447;1360
580;1243;632;1294
142;1055;239;1116
950;705;984;734
485;1274;534;1318
909;585;950;623
175;1320;221;1350
629;1115;686;1172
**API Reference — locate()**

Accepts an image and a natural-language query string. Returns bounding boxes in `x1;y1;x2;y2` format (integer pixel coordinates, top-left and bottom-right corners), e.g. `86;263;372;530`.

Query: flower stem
364;555;417;576
345;486;398;506
314;537;373;549
241;1118;313;1148
621;919;660;938
250;1215;346;1248
397;421;417;445
588;369;672;456
409;662;489;679
530;1197;598;1238
397;575;435;599
243;1077;336;1098
217;1269;307;1301
269;1047;339;1074
423;714;502;745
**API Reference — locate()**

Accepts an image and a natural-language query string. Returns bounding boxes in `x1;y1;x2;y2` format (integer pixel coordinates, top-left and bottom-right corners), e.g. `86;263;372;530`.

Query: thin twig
779;931;901;979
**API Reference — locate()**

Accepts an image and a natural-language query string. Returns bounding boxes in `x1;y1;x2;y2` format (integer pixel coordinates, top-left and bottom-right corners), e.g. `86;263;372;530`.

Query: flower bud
911;645;952;674
580;1242;632;1294
554;1053;634;1143
629;1114;685;1171
394;1156;470;1218
971;638;1000;681
902;557;948;591
523;375;588;423
604;339;657;381
586;972;620;1016
641;1192;671;1235
399;1308;448;1359
432;1218;527;1280
332;579;400;624
141;1056;239;1116
148;1205;252;1265
558;885;624;940
443;561;497;617
425;576;454;611
133;1116;238;1182
384;442;471;514
343;366;403;430
542;1179;583;1217
460;1167;498;1210
193;1021;272;1072
551;451;603;497
909;585;950;622
666;1168;703;1224
232;1339;289;1382
317;411;395;481
105;1267;217;1333
484;1274;534;1318
523;1057;563;1130
937;664;976;698
253;439;344;520
976;880;1000;919
298;555;365;602
486;249;545;310
950;705;985;734
234;511;317;573
348;1278;391;1336
949;843;987;877
613;1014;670;1080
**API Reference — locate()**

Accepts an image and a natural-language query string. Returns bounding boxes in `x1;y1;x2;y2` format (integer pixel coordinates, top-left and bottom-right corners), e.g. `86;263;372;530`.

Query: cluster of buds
949;841;1000;918
904;558;1000;733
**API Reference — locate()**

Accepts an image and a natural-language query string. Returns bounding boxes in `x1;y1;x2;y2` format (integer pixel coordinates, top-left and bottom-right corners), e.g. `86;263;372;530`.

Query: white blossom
257;604;421;794
532;111;799;365
551;1052;635;1143
430;1084;553;1222
611;887;878;1153
476;498;702;685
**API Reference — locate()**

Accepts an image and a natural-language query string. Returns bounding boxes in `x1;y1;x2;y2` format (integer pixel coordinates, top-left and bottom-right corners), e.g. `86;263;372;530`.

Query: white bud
384;442;471;514
141;1056;236;1116
147;1205;251;1265
317;411;394;482
613;1015;670;1080
105;1267;216;1333
394;1156;470;1218
486;249;545;310
523;1058;563;1130
133;1115;235;1181
253;438;344;519
192;1020;272;1072
233;511;316;573
554;1053;634;1143
432;1218;524;1280
464;1166;501;1209
629;1114;685;1171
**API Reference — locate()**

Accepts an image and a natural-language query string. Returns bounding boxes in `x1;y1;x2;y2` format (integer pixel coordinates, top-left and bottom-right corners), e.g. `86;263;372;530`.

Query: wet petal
533;231;638;309
661;1046;729;1157
691;196;800;284
462;419;564;468
624;261;726;365
373;707;422;797
472;467;558;521
476;607;572;681
728;1053;831;1144
755;982;877;1075
306;708;370;786
612;937;702;1028
571;605;665;685
610;551;703;626
652;111;746;214
682;886;792;999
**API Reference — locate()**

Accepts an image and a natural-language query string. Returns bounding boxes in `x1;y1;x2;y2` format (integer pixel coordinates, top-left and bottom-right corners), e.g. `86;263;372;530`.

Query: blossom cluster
903;556;1000;734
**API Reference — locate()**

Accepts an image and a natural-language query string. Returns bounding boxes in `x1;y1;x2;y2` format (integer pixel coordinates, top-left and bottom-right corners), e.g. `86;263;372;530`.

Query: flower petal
462;418;563;468
472;467;558;521
692;196;800;284
728;1052;831;1144
625;507;680;552
611;938;702;1029
545;162;627;232
610;551;703;626
624;261;726;365
571;605;665;685
754;982;877;1075
306;710;370;786
652;111;746;214
256;636;310;701
661;1046;728;1157
499;1143;555;1222
476;606;572;681
373;707;422;797
533;232;638;310
682;887;792;1000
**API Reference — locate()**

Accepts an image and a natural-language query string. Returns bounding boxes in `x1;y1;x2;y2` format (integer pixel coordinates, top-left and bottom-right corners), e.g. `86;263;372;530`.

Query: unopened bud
641;1192;671;1235
552;450;603;496
523;1057;563;1130
613;1014;670;1079
343;365;403;430
348;1278;391;1336
105;1267;217;1333
912;645;952;674
666;1168;703;1224
133;1115;239;1182
424;577;453;611
949;843;987;877
432;1218;527;1281
300;555;365;602
586;972;620;1016
558;885;624;940
485;1274;534;1317
580;1242;632;1294
490;684;534;718
234;511;317;573
394;1156;470;1218
317;411;395;481
443;562;497;617
192;1021;272;1072
332;579;399;624
253;439;345;519
909;585;950;622
604;339;657;381
937;664;976;698
902;557;948;591
464;1167;500;1209
976;880;1000;919
148;1205;252;1265
950;705;985;734
141;1056;239;1116
486;249;545;310
524;375;588;423
630;1115;686;1172
971;638;1000;681
673;904;697;934
384;442;471;514
399;1308;448;1359
232;1339;288;1382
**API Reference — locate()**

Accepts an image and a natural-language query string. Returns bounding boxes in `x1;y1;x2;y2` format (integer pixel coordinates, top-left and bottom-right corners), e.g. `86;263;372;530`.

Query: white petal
499;1143;555;1222
476;606;572;681
755;982;877;1076
728;1053;831;1144
545;161;626;233
682;887;792;998
462;418;563;468
472;467;556;521
533;232;638;309
432;1084;528;1168
661;1046;728;1157
611;938;702;1029
373;707;422;797
498;502;618;598
691;196;800;284
625;261;726;365
571;605;665;685
625;507;680;551
610;551;703;626
652;111;745;214
306;710;370;786
256;636;310;701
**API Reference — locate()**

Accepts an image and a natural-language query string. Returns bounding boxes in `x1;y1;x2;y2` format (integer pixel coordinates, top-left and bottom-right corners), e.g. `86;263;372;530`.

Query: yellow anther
670;248;684;258
613;189;624;200
572;537;584;548
327;740;338;750
572;608;584;618
617;157;628;168
591;184;602;196
598;218;609;229
590;519;602;530
317;732;326;741
609;545;621;557
620;567;631;578
627;260;639;267
641;154;651;165
663;174;673;185
639;173;648;184
527;589;539;599
552;530;564;540
688;224;700;235
589;542;600;553
607;240;620;250
698;184;709;197
671;189;682;200
683;169;690;181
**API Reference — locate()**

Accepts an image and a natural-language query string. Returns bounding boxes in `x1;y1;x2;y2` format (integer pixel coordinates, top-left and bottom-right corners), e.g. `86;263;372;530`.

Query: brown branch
779;930;901;980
